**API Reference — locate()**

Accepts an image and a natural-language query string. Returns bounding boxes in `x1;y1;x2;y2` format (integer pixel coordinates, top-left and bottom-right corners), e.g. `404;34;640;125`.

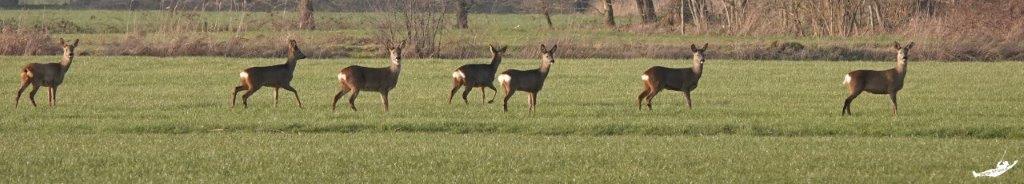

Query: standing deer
498;44;557;112
231;39;306;108
448;44;508;104
14;38;79;107
332;41;405;112
637;43;708;110
842;42;914;116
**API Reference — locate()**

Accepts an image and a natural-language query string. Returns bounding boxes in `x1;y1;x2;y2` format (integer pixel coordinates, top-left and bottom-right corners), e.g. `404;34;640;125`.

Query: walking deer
498;44;557;112
332;41;405;112
231;39;306;108
448;44;508;104
842;42;914;116
637;43;708;110
14;38;79;107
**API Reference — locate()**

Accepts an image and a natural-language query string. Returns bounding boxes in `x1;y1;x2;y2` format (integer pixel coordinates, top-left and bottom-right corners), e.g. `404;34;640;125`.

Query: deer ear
500;46;508;52
489;44;496;53
549;45;557;53
702;43;709;51
72;39;79;47
540;44;547;53
905;42;914;50
691;44;698;52
893;41;901;50
59;38;66;46
399;40;407;49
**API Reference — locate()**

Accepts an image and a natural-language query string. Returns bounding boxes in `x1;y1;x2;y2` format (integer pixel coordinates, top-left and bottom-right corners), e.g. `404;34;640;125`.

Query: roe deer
637;43;708;110
448;44;507;104
14;38;79;107
842;42;914;116
498;44;557;112
231;39;306;108
332;41;405;112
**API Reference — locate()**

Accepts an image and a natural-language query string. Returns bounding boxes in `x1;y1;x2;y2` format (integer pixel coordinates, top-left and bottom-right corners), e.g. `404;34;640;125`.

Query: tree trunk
544;10;554;28
456;0;469;29
642;0;656;23
298;0;316;30
0;0;17;7
604;0;615;27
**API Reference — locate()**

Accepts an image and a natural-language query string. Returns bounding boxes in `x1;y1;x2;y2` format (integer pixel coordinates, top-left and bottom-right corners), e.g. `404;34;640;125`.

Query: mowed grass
1;56;1023;137
1;133;1022;183
2;56;1024;182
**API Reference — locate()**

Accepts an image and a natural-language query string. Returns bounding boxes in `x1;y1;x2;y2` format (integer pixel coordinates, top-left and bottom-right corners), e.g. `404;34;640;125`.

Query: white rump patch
641;74;649;81
24;71;33;78
842;74;852;85
452;71;465;79
239;72;248;79
497;74;512;84
338;73;347;81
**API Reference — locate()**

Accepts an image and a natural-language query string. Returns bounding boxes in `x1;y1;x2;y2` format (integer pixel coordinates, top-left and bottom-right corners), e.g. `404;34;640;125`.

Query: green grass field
1;56;1023;182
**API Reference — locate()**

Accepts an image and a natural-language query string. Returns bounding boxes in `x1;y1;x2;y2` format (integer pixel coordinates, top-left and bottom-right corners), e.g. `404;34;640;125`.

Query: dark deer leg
332;86;350;112
645;88;662;111
14;81;29;107
28;85;40;107
502;90;515;112
50;87;57;106
348;90;360;111
273;87;280;107
282;86;302;108
683;91;693;109
842;88;863;116
447;82;461;104
231;85;247;108
486;84;498;103
461;85;472;104
479;87;486;103
528;92;537;112
241;86;262;108
889;92;898;116
637;87;650;110
380;91;390;112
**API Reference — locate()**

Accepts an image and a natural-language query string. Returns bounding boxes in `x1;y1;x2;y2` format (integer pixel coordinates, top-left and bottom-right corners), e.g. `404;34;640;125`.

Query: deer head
893;41;914;64
388;40;406;65
288;39;306;60
690;43;708;65
59;38;79;60
489;44;509;56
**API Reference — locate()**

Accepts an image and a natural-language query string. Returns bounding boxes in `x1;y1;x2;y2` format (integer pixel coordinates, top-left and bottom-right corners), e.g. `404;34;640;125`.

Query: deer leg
683;91;693;109
282;86;303;109
637;87;650;110
502;90;515;112
448;78;463;104
645;88;662;110
241;86;262;108
332;86;350;112
528;92;537;112
231;85;247;108
480;87;487;104
348;90;360;111
889;92;898;116
50;87;58;106
28;85;40;107
380;91;390;112
273;87;280;107
843;88;863;116
14;81;29;107
461;85;472;104
486;84;498;103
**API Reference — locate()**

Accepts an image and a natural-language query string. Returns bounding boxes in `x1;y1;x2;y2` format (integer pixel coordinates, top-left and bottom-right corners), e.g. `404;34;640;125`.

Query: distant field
2;56;1023;181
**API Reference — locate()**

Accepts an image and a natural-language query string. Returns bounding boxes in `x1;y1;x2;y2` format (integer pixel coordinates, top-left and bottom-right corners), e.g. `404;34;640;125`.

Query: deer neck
489;55;502;67
539;61;551;77
285;58;299;70
60;54;74;71
895;61;907;78
389;58;402;75
692;61;703;78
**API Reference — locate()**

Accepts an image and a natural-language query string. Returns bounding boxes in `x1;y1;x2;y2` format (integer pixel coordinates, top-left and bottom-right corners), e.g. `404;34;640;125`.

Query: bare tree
0;0;17;7
635;0;656;23
524;0;557;28
604;0;615;27
298;0;316;30
455;0;470;29
373;0;447;58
